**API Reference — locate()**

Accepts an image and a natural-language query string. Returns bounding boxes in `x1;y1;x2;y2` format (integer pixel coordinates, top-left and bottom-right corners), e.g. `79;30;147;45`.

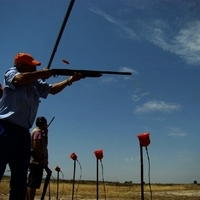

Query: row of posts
50;132;150;200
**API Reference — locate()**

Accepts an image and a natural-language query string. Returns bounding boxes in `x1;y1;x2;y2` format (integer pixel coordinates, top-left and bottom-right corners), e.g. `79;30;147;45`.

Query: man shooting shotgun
0;52;83;200
0;51;131;199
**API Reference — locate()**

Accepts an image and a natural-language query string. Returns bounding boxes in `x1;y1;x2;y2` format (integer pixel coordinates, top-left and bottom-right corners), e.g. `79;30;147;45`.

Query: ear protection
36;116;47;127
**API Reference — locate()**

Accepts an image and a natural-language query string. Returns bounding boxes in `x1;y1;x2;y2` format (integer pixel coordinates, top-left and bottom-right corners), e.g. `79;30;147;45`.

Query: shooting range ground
1;177;200;200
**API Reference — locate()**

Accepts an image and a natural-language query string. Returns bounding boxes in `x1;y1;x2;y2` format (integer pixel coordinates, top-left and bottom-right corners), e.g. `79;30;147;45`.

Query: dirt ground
1;180;200;200
1;190;200;200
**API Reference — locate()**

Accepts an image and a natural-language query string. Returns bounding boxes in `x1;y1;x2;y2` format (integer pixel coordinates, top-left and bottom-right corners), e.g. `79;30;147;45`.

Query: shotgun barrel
51;68;132;77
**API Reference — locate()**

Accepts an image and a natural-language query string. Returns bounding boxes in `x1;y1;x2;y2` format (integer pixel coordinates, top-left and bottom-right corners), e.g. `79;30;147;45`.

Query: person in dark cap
0;53;83;200
26;116;50;200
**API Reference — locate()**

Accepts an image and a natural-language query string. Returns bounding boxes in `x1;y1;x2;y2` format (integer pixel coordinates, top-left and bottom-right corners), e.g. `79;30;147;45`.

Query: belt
0;120;28;131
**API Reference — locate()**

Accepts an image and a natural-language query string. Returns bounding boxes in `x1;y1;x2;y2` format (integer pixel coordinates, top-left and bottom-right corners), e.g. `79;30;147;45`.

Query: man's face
16;62;37;72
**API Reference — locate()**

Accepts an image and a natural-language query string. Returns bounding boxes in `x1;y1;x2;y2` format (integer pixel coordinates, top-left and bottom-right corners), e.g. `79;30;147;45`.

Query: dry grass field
1;176;200;199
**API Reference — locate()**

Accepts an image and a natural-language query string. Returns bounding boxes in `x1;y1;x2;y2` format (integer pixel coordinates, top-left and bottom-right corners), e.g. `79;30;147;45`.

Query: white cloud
90;5;200;66
135;100;181;113
120;67;138;74
132;92;150;102
124;157;135;162
167;127;187;137
173;22;200;65
101;77;115;83
90;8;139;41
146;20;200;66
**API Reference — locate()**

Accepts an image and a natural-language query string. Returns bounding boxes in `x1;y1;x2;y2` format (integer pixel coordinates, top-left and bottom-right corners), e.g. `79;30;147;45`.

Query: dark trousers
0;120;31;200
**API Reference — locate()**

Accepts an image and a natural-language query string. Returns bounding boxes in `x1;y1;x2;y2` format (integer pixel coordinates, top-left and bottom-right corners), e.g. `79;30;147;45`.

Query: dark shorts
27;163;44;189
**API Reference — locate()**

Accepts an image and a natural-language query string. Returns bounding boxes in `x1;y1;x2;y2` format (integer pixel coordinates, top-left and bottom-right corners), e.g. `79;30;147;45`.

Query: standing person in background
0;53;83;200
26;116;50;200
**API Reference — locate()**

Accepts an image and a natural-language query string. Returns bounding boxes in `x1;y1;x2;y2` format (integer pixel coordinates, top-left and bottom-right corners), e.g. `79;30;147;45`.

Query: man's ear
15;63;23;72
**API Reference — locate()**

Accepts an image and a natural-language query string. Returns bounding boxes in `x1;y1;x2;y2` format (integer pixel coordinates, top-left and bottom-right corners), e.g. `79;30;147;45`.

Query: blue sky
1;0;200;184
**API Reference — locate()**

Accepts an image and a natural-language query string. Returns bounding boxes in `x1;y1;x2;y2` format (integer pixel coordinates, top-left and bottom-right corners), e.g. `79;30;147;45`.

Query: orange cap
14;53;41;66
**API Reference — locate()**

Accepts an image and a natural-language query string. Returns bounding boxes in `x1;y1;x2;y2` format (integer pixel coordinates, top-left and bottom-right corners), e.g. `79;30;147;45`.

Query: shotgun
51;68;132;77
40;117;55;200
41;167;52;200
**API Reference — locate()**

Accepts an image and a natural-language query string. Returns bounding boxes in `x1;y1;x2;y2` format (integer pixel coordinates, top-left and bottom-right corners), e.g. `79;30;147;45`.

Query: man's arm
12;69;53;85
12;69;83;93
49;72;83;95
32;139;44;161
33;139;48;168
